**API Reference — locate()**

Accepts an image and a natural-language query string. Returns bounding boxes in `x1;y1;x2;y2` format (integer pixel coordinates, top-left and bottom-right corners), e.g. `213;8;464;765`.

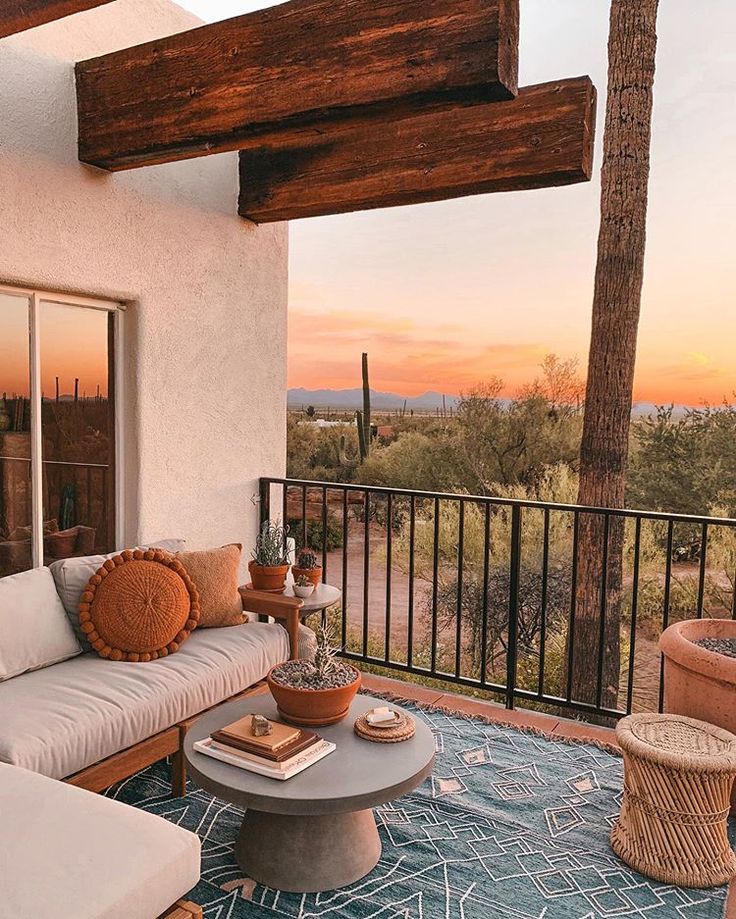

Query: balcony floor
359;673;736;917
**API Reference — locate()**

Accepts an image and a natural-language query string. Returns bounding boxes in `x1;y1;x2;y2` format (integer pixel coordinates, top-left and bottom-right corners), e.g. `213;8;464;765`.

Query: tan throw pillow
82;549;200;662
176;544;245;628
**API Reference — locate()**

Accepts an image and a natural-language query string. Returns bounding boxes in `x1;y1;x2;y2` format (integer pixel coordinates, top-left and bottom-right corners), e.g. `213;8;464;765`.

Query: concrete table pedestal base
236;808;381;892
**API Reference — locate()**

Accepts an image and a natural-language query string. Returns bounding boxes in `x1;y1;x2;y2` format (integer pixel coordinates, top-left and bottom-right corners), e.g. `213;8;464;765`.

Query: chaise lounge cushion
0;621;290;779
0;762;200;919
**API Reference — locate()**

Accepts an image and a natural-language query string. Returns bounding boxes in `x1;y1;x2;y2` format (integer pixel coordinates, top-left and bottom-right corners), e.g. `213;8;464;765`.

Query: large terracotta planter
660;618;736;812
267;665;361;727
248;560;290;592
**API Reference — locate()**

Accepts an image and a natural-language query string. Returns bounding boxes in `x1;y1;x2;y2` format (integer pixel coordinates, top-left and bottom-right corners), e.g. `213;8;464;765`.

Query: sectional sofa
0;543;306;793
0;543;309;917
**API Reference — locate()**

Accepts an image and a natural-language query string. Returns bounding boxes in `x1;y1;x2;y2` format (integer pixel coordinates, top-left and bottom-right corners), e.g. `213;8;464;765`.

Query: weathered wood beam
0;0;113;38
76;0;520;171
238;77;597;223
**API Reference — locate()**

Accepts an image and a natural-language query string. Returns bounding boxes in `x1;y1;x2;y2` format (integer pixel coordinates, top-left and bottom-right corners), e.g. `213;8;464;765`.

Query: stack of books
193;714;335;780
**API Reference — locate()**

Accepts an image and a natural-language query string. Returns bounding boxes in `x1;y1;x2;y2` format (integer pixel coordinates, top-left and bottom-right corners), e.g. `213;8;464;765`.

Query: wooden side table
611;713;736;888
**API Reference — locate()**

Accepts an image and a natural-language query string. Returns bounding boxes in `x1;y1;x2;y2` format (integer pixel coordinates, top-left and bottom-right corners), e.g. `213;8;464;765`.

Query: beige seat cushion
177;544;245;628
0;622;290;779
0;762;200;919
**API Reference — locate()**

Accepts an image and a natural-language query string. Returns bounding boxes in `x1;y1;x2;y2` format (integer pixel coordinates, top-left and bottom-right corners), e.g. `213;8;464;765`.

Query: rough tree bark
570;0;659;711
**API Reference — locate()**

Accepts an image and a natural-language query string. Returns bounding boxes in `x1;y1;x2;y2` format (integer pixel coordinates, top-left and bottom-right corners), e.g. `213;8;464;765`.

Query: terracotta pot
267;665;361;727
292;565;322;587
248;560;290;593
660;618;736;813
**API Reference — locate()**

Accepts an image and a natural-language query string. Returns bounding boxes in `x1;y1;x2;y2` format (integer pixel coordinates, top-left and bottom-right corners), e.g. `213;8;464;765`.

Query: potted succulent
249;521;290;592
267;628;361;726
292;548;323;587
293;574;315;599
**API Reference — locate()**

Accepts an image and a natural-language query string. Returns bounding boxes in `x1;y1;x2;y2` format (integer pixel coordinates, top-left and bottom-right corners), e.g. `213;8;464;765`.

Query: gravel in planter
271;659;359;690
692;637;736;660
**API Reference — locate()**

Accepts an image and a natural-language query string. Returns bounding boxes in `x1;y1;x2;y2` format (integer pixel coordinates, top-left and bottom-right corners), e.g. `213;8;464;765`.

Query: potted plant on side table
293;574;315;599
292;548;323;587
249;521;291;592
267;628;361;726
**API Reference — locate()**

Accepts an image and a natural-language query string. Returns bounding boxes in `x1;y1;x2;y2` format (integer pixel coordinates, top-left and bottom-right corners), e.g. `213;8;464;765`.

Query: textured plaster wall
0;0;289;566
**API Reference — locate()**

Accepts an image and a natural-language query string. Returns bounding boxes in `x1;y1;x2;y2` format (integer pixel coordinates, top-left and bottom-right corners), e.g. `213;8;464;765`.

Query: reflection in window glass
40;302;115;563
0;293;33;576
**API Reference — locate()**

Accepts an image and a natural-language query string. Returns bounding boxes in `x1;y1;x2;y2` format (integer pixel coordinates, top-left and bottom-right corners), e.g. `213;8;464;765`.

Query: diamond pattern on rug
105;700;732;919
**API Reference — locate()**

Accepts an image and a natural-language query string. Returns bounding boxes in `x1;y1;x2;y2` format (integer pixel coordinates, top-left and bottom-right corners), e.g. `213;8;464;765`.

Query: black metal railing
260;477;736;722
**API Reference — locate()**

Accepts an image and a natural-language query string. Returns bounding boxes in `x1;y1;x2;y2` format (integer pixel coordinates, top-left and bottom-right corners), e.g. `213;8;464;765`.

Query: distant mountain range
288;388;460;412
288;388;690;416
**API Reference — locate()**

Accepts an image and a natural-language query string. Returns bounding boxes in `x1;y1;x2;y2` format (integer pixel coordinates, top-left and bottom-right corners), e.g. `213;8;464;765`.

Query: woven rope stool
611;713;736;888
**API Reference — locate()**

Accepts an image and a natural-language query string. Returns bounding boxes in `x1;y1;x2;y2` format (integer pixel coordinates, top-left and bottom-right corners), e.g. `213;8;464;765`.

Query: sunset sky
177;0;735;406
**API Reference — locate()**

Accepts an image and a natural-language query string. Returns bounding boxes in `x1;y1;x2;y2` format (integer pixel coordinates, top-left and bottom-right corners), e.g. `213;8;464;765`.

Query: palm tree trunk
570;0;659;711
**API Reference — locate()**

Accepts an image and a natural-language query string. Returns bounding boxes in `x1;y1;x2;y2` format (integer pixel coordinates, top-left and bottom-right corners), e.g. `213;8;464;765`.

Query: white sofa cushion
0;762;200;919
0;567;81;681
0;621;290;779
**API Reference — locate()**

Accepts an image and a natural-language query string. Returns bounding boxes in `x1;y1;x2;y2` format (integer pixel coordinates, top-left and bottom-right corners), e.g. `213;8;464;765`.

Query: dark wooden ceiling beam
238;77;597;223
76;0;520;171
0;0;113;38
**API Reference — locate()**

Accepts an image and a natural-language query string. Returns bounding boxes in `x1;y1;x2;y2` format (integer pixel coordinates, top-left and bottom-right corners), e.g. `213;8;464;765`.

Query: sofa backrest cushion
49;538;187;646
176;543;245;628
0;567;82;681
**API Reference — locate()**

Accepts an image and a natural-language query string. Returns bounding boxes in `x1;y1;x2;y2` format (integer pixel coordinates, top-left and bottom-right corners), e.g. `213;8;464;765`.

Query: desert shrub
288;515;343;553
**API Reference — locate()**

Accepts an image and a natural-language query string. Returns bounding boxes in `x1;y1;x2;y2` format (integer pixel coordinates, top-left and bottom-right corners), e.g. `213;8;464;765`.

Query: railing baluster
363;490;370;657
659;520;675;713
341;488;348;650
538;507;550;698
301;485;307;551
626;517;642;715
321;485;328;577
385;493;393;663
407;495;416;669
595;513;611;710
281;483;287;534
506;505;522;710
431;498;440;674
480;502;491;687
696;522;708;618
259;478;270;528
565;511;580;703
455;500;464;679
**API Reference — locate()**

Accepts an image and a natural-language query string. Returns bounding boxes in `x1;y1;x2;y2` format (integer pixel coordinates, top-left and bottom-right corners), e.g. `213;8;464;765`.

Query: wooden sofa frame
64;590;303;796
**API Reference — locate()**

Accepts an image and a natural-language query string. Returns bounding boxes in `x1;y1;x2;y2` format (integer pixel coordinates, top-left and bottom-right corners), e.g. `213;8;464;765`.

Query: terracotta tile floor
360;672;736;916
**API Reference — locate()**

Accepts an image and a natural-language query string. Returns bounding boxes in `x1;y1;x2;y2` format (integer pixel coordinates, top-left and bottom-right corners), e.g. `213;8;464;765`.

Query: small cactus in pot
249;520;291;592
292;547;322;587
293;573;315;599
267;628;361;726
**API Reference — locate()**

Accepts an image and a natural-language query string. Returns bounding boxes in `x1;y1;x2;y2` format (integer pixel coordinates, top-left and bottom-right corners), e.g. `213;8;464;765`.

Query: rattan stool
611;713;736;888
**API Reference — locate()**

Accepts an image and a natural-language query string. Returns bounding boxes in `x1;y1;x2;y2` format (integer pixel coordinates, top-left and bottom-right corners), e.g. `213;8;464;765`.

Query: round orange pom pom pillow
79;549;200;662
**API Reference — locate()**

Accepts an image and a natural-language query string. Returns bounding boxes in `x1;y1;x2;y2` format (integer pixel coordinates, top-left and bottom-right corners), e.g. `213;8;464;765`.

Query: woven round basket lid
616;713;736;773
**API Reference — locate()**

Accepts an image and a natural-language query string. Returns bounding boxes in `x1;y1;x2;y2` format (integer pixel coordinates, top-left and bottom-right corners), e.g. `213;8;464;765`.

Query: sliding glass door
0;287;121;577
0;292;33;575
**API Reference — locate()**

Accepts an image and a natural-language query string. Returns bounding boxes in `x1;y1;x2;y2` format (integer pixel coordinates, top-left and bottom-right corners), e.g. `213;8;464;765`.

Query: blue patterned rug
105;700;732;918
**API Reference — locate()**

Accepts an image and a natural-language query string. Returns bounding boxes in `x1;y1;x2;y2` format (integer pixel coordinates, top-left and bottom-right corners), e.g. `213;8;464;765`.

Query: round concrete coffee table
184;694;434;893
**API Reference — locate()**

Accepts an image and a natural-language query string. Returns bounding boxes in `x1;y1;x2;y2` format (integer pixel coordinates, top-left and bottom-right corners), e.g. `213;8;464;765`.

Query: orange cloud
288;309;549;395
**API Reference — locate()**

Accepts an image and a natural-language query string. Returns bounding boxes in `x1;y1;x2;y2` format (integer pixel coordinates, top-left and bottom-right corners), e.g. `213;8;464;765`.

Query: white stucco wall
0;0;288;565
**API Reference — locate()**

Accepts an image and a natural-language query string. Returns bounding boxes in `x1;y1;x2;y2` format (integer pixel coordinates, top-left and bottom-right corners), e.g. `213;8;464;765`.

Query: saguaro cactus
356;352;372;461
